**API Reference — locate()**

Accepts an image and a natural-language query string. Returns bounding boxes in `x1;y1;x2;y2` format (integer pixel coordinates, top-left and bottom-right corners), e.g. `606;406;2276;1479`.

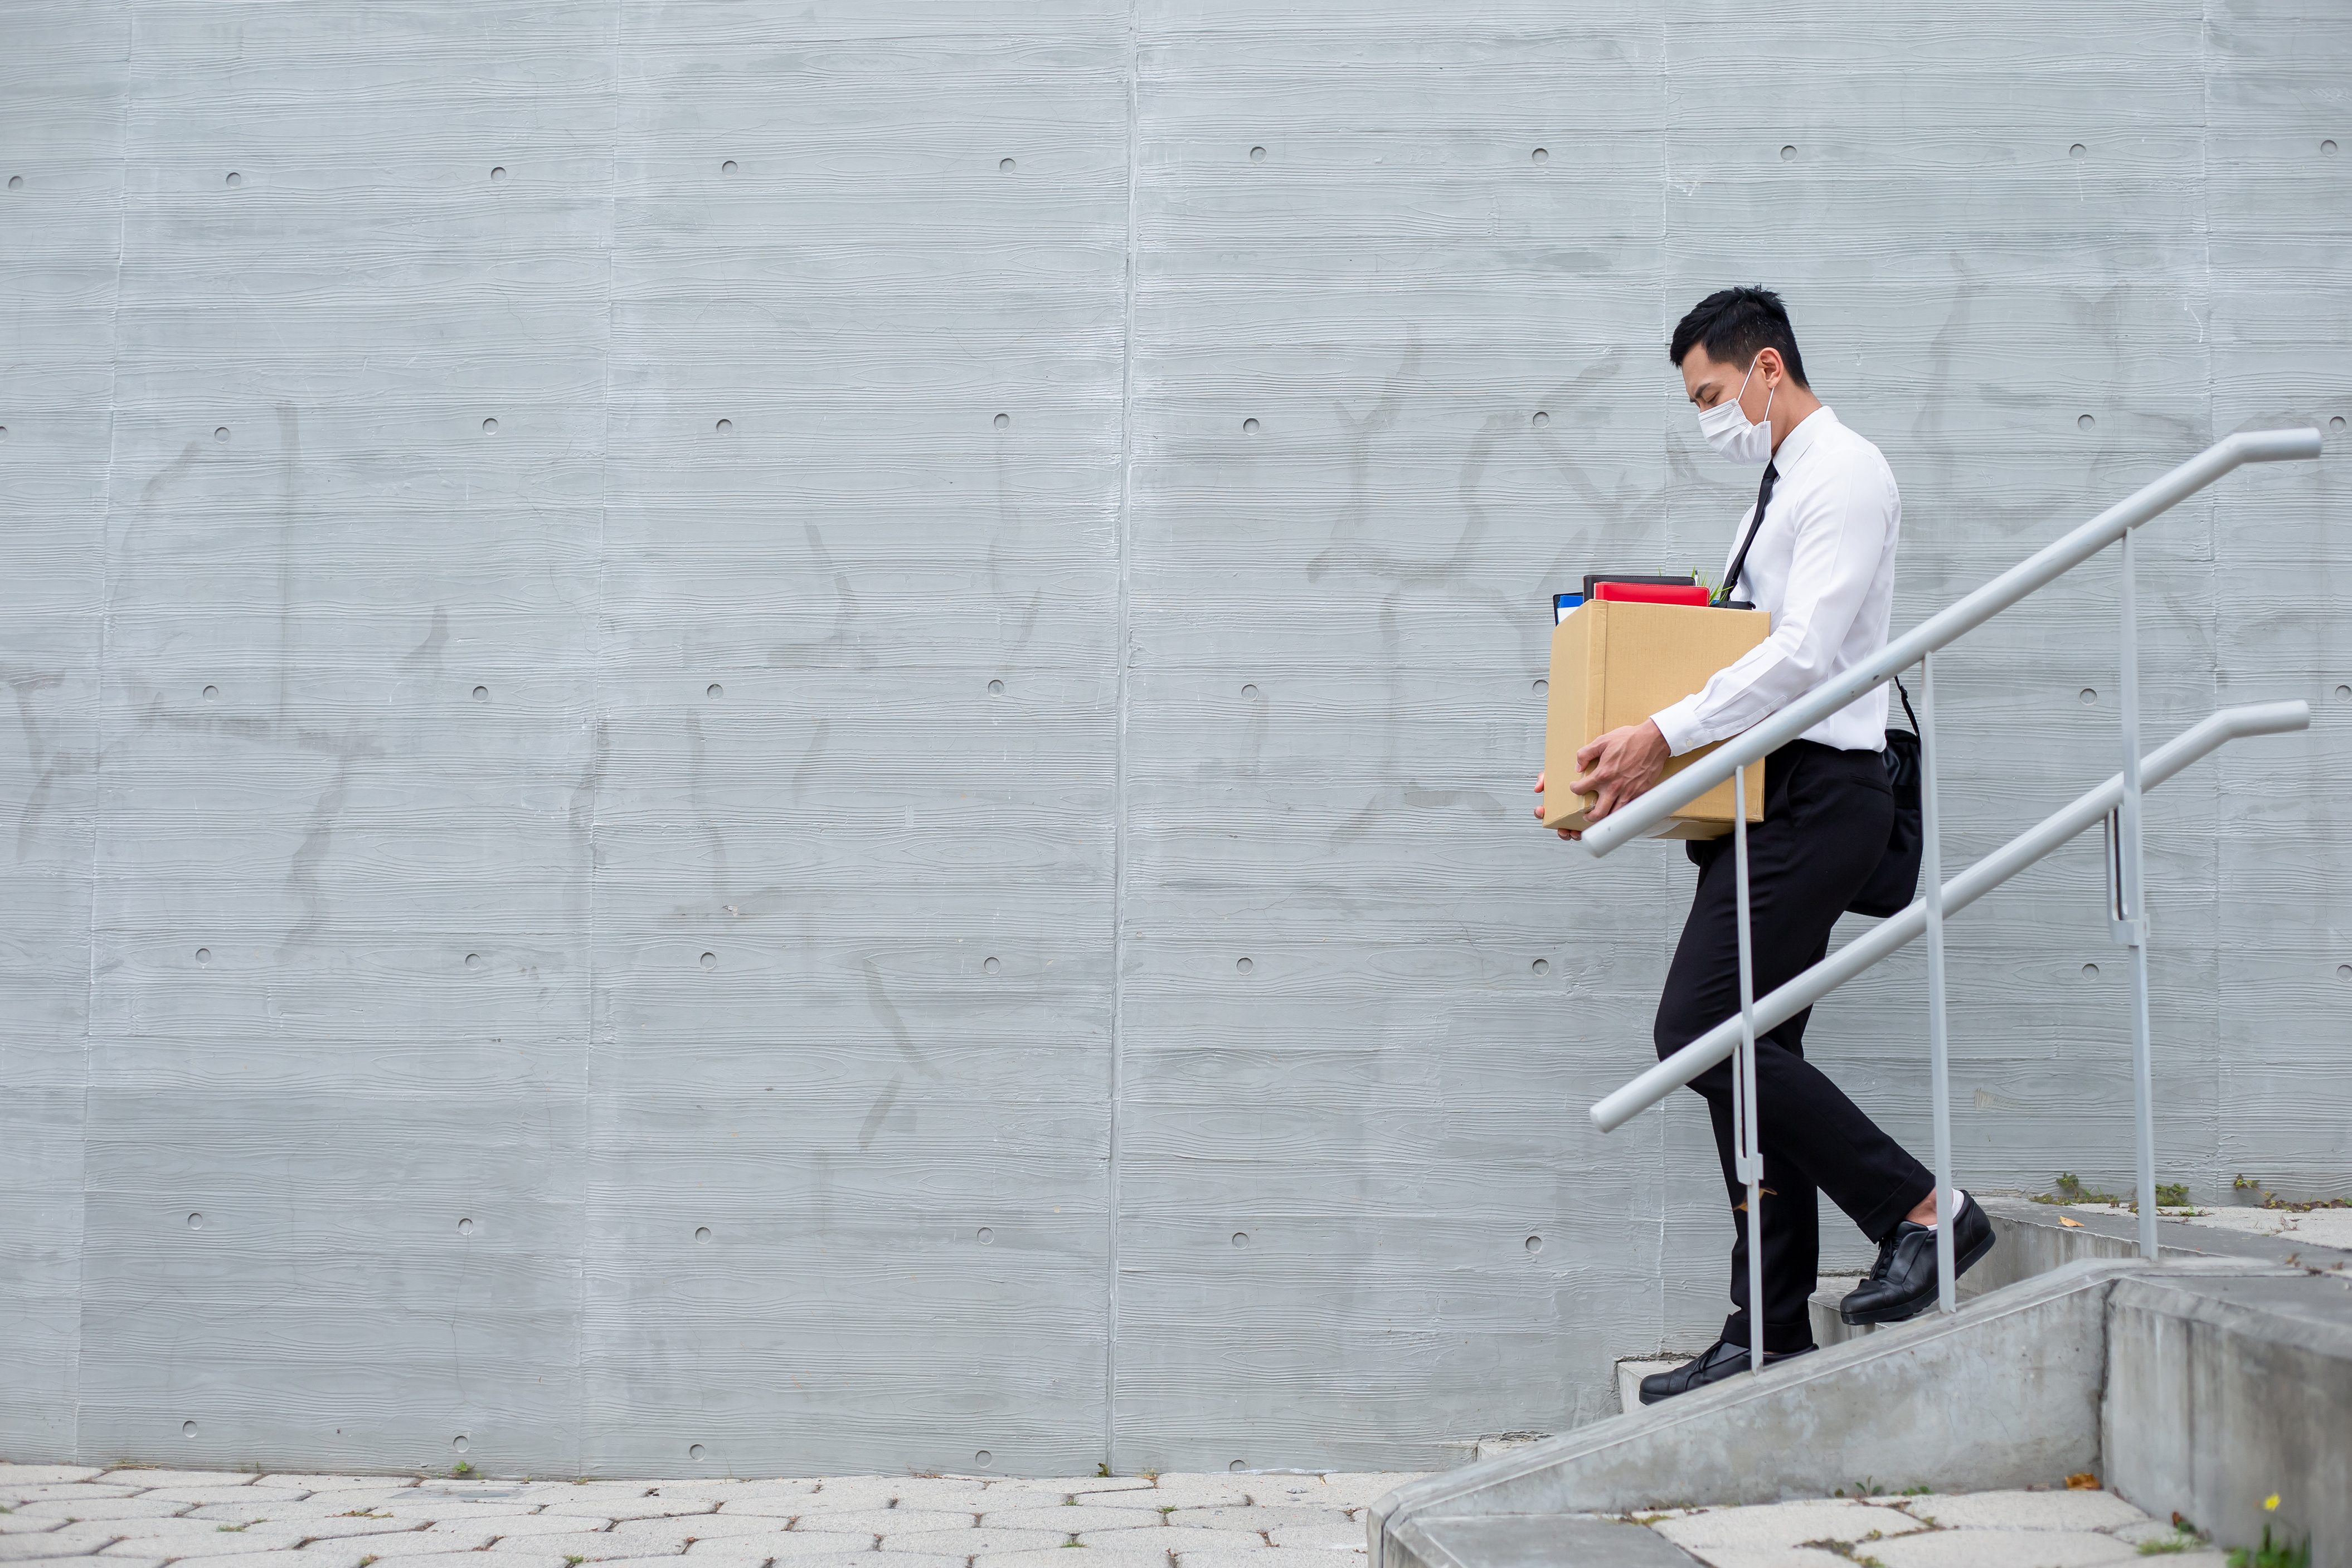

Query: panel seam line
1105;0;1140;1474
77;2;139;1469
577;0;623;1477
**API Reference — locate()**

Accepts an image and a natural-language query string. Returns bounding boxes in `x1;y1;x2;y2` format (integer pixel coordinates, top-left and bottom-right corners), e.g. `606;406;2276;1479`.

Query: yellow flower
2263;1494;2280;1512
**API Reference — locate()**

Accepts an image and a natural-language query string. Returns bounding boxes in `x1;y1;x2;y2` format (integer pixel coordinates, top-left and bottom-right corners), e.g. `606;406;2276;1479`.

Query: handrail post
2118;530;2159;1261
1732;765;1765;1372
1919;654;1956;1313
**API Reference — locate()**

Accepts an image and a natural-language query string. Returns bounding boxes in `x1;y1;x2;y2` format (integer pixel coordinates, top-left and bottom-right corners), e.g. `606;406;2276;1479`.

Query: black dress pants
1653;739;1935;1355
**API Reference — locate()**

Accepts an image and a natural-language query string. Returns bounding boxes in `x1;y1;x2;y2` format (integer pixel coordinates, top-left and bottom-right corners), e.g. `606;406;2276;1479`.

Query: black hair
1669;285;1809;388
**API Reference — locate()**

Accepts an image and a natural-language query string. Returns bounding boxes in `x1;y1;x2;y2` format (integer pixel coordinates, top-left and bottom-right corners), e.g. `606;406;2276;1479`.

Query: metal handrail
1590;699;2311;1133
1576;427;2322;858
1581;425;2321;1345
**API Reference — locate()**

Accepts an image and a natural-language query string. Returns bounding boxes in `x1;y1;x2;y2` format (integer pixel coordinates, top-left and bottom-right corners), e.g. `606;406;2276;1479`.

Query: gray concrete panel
0;0;2344;1476
577;0;1129;1478
0;0;123;1458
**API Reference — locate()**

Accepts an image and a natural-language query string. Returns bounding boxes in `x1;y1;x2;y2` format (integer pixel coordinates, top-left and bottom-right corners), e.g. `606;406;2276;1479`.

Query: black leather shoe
1637;1338;1815;1405
1839;1190;1996;1326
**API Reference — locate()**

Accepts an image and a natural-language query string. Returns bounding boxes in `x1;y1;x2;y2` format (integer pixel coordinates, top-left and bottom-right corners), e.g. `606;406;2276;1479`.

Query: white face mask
1694;361;1775;465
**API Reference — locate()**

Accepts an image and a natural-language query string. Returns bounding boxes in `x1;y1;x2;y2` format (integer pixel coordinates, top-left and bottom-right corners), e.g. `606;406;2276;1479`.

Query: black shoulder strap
1892;674;1920;734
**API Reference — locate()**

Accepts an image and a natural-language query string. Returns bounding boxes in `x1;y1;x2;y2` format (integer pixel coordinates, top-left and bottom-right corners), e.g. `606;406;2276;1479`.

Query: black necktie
1723;461;1777;603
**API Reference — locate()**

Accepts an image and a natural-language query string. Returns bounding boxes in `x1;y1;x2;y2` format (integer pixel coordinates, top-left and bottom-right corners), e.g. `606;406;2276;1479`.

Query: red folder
1595;581;1712;607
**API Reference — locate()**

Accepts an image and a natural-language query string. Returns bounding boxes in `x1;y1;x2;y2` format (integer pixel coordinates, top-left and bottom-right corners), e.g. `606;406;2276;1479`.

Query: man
1535;286;1994;1403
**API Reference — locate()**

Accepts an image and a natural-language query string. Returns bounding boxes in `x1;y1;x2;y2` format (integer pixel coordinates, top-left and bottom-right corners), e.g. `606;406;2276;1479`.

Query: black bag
1848;679;1923;918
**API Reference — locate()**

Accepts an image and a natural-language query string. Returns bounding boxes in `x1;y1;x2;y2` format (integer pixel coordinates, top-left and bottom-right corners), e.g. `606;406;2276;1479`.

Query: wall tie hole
1780;145;1797;161
700;952;717;970
983;956;1000;975
1532;410;1549;427
716;418;732;432
988;678;1005;695
2338;963;2351;980
689;1443;707;1460
1530;148;1548;164
482;417;498;434
975;1450;993;1467
1241;683;1258;698
1243;417;1260;433
722;160;738;174
1533;679;1548;695
708;683;724;699
2078;413;2096;430
993;412;1010;428
2079;687;2098;705
203;685;220;700
1231;1231;1249;1248
2330;417;2346;434
489;167;507;183
1236;956;1253;974
473;685;489;702
695;1226;712;1244
6;176;21;190
465;953;483;970
213;427;229;442
183;1420;197;1436
196;948;212;965
1532;958;1549;975
1229;1459;1246;1473
458;1218;474;1237
2083;963;2100;978
999;157;1016;172
1249;146;1266;163
187;1212;205;1230
2070;143;2087;159
1525;1235;1543;1253
453;1435;469;1453
2335;684;2351;700
225;172;241;187
976;1226;994;1244
2325;140;2340;156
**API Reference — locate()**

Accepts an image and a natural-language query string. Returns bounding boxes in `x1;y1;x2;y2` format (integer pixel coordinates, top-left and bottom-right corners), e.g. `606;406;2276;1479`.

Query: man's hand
1533;771;1580;840
1568;719;1671;824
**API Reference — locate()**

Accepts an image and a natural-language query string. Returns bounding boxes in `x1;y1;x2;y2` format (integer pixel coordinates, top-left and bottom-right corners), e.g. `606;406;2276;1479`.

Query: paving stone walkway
0;1466;1415;1568
1634;1487;2227;1567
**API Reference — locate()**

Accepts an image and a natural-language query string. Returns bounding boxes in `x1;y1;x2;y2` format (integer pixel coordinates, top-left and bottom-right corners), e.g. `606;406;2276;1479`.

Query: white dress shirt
1651;406;1899;756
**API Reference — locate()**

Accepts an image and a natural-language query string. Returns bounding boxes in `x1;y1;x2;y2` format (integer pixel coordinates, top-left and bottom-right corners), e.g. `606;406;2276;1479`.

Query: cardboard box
1540;599;1769;840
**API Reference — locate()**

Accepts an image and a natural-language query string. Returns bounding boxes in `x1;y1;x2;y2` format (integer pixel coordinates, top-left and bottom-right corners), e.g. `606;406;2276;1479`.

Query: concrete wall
1;0;2345;1476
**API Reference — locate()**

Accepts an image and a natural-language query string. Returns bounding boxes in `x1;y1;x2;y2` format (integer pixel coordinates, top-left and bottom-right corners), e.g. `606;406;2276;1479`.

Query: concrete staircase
1375;1197;2352;1568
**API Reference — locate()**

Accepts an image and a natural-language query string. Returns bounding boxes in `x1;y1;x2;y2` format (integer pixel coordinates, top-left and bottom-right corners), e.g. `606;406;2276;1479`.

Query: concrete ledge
2105;1271;2352;1566
1804;1198;2352;1348
1971;1195;2352;1292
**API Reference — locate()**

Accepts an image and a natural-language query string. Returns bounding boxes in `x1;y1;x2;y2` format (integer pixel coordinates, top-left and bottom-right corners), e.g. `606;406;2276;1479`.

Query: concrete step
1380;1513;1703;1567
1613;1358;1686;1414
1371;1253;2352;1568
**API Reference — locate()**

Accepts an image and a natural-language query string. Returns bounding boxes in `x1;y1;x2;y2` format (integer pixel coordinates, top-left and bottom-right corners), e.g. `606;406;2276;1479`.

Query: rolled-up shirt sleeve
1651;464;1893;756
